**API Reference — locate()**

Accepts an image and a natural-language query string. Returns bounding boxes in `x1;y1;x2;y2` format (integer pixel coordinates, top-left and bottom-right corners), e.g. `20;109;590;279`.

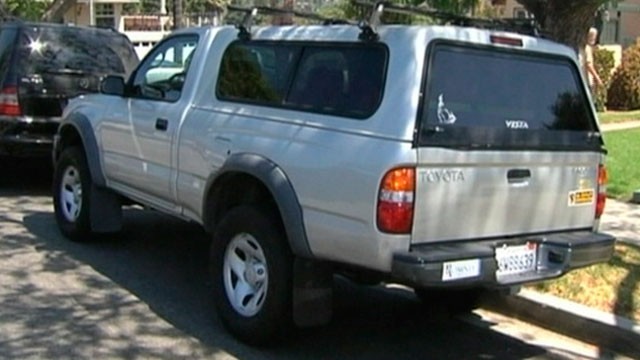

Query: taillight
377;167;415;234
0;86;20;116
595;164;607;219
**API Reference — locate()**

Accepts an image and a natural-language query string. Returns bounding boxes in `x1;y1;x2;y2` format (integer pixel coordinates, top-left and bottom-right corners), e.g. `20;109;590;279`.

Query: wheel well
55;125;83;161
204;172;280;233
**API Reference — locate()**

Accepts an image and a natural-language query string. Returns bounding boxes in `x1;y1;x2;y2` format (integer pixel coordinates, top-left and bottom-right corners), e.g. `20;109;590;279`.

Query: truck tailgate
412;149;600;243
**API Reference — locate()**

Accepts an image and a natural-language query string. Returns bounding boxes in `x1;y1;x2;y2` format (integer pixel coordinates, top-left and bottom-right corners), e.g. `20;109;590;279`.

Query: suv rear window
18;25;138;77
217;41;387;119
418;43;600;150
0;28;17;83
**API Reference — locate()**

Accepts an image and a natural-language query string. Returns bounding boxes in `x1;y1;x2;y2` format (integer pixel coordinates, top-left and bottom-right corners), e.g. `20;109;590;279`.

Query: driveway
0;159;607;359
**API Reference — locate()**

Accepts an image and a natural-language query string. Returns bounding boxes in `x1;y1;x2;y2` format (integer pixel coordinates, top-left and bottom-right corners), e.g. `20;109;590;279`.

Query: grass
598;110;640;124
602;128;640;200
528;243;640;322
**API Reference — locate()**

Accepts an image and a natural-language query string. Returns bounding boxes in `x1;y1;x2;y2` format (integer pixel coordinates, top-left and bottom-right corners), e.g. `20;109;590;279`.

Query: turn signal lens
596;164;607;219
377;168;415;234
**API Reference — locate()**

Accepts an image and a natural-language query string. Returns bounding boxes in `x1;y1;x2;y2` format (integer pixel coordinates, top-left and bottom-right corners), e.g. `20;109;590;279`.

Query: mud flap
292;258;333;327
89;185;122;233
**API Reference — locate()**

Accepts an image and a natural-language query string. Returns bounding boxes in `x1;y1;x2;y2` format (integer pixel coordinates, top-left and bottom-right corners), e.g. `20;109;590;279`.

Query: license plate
495;243;537;276
442;258;481;281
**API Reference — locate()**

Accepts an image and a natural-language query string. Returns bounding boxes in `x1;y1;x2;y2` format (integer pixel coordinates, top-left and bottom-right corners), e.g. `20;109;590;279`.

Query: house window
95;4;115;28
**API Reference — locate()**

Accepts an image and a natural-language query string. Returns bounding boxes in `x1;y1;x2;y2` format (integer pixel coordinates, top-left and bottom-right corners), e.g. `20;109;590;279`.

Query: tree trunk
516;0;606;50
42;0;75;22
173;0;183;29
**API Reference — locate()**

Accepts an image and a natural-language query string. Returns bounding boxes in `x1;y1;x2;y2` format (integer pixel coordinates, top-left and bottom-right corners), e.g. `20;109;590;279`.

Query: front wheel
53;147;93;241
210;205;293;345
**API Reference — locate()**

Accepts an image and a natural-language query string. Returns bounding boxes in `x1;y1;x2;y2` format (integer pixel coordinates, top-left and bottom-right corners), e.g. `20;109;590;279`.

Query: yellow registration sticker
568;189;595;206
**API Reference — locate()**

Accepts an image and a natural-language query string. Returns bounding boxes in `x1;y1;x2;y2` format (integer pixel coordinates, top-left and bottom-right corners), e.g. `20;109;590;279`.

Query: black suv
0;22;139;158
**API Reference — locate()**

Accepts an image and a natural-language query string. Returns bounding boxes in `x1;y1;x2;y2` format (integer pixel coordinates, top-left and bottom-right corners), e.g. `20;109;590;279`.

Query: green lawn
603;128;640;200
598;110;640;124
529;243;640;322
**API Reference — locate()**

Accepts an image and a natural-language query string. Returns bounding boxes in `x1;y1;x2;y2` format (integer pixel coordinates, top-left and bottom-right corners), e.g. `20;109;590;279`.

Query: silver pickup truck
51;5;615;345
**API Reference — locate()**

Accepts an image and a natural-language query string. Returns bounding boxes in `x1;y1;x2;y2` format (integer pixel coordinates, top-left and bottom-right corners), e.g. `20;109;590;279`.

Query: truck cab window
132;35;199;102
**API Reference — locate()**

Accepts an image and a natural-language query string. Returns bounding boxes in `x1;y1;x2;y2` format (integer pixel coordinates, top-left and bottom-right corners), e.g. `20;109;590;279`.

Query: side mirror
101;75;126;96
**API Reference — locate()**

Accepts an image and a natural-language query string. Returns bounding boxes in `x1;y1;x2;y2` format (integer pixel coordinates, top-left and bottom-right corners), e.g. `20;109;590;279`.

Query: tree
516;0;609;50
423;0;479;15
3;0;51;20
319;0;481;25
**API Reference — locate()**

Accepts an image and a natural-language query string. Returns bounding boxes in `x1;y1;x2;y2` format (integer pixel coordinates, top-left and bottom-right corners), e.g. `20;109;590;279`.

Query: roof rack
226;2;544;43
353;0;543;40
227;5;356;39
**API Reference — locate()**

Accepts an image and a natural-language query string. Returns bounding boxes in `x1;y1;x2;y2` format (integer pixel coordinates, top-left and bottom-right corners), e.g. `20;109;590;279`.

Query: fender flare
56;113;106;187
204;153;313;258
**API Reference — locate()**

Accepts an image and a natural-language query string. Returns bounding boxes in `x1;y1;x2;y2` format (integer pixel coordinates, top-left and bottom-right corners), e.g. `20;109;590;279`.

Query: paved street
0;159;625;359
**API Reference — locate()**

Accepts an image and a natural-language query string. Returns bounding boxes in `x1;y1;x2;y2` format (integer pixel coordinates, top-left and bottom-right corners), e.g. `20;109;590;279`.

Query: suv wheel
53;147;93;241
211;205;292;345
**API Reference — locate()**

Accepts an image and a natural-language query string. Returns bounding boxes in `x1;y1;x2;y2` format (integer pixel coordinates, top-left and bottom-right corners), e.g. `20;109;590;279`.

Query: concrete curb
483;289;640;358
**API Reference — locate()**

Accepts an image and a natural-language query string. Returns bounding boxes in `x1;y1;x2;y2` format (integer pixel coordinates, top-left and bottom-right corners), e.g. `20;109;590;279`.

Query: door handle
507;169;531;179
155;118;168;131
507;169;531;185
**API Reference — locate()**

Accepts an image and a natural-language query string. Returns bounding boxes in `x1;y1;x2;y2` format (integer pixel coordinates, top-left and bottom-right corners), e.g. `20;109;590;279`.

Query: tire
414;288;483;314
52;147;93;241
210;205;293;346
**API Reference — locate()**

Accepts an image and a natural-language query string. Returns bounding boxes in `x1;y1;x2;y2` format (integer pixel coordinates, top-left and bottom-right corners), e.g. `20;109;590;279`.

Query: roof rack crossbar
227;5;357;39
357;1;384;41
227;5;258;40
352;0;543;38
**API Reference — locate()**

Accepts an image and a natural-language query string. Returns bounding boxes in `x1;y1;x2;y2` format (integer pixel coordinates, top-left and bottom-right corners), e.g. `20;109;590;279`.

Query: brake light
595;164;607;219
490;35;523;47
0;86;20;116
377;167;415;234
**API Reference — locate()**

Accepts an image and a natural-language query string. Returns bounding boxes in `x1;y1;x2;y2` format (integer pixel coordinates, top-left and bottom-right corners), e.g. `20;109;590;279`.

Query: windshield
418;43;600;150
19;25;138;77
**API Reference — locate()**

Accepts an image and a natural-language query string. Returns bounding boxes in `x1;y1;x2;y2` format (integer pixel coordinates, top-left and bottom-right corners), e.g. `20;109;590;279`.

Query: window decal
437;94;457;124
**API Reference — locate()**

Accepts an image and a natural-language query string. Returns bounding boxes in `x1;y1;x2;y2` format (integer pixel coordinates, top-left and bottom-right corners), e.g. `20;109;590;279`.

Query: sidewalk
599;119;640;132
600;198;640;247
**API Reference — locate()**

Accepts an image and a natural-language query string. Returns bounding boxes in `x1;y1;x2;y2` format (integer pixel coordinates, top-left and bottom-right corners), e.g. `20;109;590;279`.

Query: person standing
581;27;604;92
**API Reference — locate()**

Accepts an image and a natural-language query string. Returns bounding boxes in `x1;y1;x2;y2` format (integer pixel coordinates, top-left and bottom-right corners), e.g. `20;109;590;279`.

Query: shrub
593;47;615;111
607;38;640;110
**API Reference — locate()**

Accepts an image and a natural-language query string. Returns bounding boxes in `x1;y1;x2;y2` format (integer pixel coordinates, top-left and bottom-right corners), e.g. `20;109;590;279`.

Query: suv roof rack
354;0;543;41
227;5;356;39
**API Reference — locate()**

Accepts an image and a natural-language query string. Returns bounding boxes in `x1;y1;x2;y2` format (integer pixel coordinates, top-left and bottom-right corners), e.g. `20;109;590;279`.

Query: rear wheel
210;205;293;345
53;147;93;241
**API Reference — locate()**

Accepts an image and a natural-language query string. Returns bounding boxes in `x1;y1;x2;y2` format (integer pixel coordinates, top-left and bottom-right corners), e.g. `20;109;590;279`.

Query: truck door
101;34;199;209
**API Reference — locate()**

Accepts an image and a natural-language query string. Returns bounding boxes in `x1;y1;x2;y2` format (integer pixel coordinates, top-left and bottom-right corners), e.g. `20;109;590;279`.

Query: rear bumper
391;231;615;288
0;116;59;157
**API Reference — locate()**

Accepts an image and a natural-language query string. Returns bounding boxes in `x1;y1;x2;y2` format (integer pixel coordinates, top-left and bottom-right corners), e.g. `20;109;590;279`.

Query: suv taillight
377;167;415;234
596;164;607;219
0;86;20;116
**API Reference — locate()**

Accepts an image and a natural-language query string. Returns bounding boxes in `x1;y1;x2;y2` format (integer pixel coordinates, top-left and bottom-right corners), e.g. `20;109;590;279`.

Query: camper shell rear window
418;42;602;151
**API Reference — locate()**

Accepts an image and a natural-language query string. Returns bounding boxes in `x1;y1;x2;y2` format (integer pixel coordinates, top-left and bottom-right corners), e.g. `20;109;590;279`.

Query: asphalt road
0;159;608;359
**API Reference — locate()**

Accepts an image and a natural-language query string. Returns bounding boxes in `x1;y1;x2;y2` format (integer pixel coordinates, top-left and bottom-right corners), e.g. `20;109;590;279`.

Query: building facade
45;0;170;58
